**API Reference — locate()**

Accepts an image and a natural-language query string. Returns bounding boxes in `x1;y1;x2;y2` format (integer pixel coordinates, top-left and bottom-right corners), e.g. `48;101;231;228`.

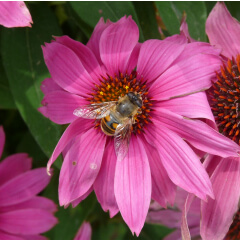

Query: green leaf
155;1;207;41
1;3;62;158
0;58;15;109
225;2;240;21
69;1;145;42
17;131;47;168
92;221;127;240
124;223;173;239
133;2;161;40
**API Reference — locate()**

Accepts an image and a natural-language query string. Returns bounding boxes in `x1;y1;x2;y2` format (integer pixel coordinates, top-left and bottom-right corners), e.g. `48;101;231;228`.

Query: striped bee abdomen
101;113;119;136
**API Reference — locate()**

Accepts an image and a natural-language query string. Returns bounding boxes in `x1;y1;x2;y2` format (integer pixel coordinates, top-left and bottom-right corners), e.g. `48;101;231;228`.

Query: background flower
0;1;32;28
0;126;58;239
147;189;201;240
168;6;240;240
73;221;92;240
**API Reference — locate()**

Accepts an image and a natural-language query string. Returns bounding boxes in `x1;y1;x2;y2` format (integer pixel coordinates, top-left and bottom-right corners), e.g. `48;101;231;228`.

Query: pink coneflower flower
40;16;240;235
183;3;240;240
206;2;240;145
73;221;92;240
0;2;32;28
169;8;240;240
0;126;58;239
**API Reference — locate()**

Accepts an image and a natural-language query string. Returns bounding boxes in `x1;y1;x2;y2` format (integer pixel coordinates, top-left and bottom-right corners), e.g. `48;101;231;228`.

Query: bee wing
73;101;117;119
114;118;132;161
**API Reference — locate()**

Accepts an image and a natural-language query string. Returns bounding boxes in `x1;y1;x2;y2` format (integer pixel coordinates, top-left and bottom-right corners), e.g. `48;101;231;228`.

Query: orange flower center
208;55;240;144
87;72;153;134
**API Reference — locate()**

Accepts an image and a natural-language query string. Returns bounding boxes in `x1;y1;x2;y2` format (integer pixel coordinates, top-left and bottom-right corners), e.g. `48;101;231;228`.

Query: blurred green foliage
0;1;239;239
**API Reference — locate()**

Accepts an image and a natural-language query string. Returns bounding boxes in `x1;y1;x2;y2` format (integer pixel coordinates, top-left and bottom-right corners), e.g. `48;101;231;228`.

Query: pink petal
99;16;139;76
154;108;240;158
150;54;222;101
87;17;112;64
39;90;86;124
74;222;92;240
157;91;215;123
174;42;221;63
181;194;195;240
0;209;57;235
0;2;32;28
164;34;188;45
137;39;185;84
0;230;24;240
114;136;151;236
0;168;51;207
47;118;92;174
59;128;106;206
179;16;196;43
206;2;240;59
40;78;62;95
42;42;94;97
55;36;104;82
142;137;176;207
147;209;181;228
204;154;222;177
0;126;5;159
0;196;57;214
164;229;182;240
0;153;32;186
201;157;240;240
126;43;141;75
94;139;119;217
145;125;213;201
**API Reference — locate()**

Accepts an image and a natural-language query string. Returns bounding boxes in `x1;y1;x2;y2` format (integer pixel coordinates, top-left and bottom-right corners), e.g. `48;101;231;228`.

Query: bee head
127;92;142;108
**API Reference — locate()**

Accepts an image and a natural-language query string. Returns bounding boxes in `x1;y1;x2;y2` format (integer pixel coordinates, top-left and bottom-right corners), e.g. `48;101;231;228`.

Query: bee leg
131;116;136;124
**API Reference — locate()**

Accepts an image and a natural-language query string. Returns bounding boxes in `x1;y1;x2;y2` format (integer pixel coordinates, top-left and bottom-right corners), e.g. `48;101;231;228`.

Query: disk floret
209;55;240;144
87;72;153;134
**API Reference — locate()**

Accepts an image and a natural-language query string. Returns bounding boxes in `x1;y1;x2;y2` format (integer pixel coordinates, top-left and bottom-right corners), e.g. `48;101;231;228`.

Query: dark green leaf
124;223;173;240
155;1;207;41
69;1;145;42
92;221;127;240
225;2;240;21
205;2;216;15
133;2;161;40
17;132;47;168
0;58;15;109
1;3;62;158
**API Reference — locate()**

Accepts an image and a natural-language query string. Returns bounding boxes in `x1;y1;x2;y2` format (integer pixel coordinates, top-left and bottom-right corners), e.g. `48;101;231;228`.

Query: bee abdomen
101;114;119;136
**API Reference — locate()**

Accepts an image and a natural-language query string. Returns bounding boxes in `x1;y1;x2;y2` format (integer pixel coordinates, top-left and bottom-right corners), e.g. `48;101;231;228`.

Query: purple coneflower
40;16;240;235
0;126;58;239
185;3;240;239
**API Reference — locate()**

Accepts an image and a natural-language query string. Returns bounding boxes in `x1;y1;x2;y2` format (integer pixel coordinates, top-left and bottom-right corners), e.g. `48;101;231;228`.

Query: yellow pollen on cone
90;73;153;135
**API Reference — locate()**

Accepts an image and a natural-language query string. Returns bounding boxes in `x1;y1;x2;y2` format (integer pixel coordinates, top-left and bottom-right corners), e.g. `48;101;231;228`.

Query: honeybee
73;92;142;161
